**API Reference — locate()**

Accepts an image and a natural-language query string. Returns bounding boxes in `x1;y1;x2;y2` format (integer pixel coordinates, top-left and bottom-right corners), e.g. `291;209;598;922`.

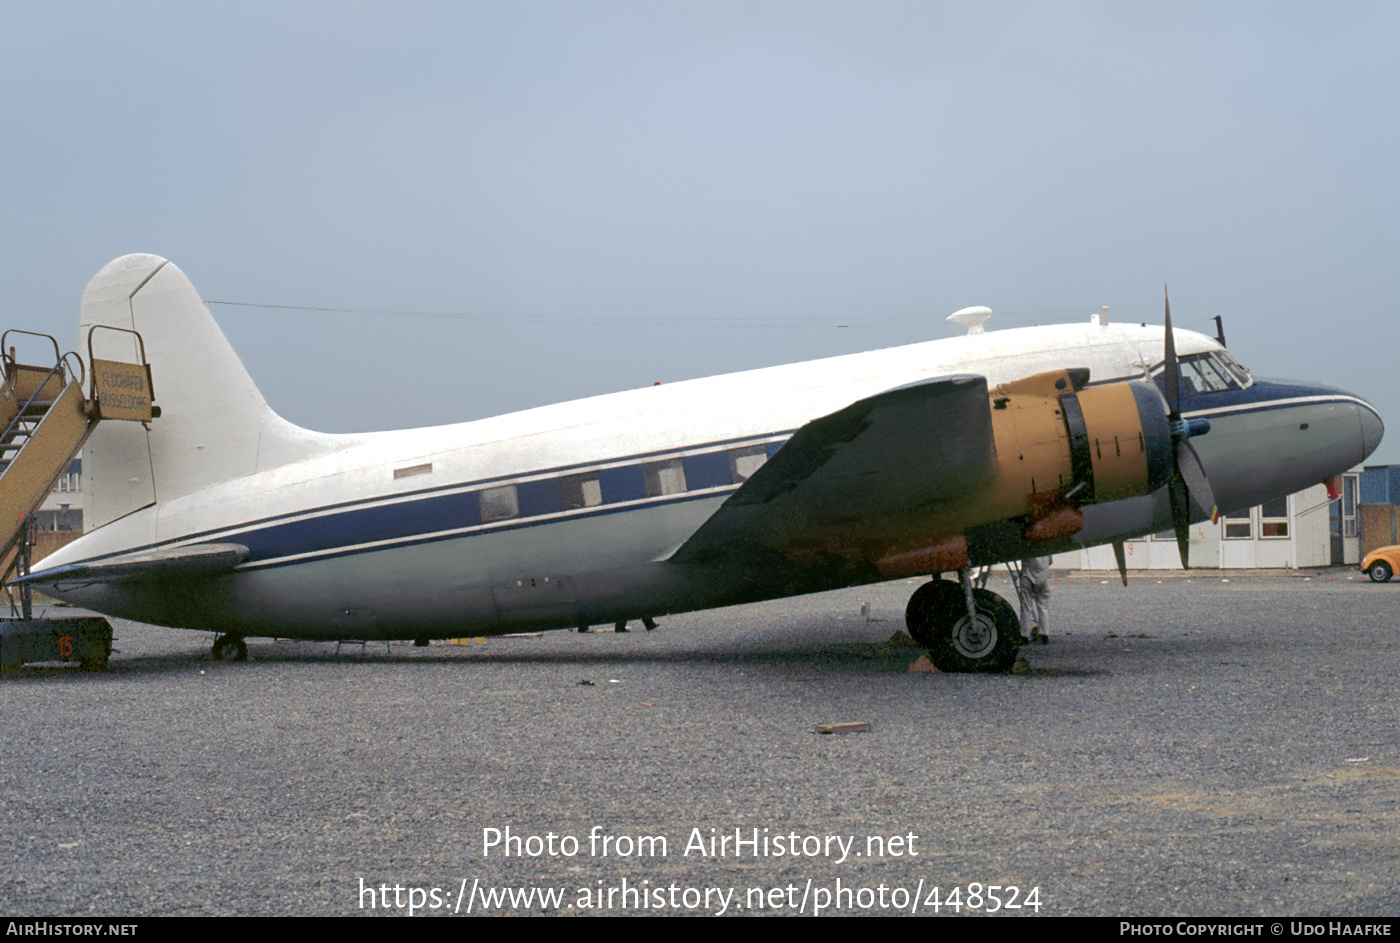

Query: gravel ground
2;572;1396;917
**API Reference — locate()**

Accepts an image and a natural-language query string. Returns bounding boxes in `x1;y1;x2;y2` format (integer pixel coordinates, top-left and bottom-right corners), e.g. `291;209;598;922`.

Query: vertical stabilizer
81;255;354;530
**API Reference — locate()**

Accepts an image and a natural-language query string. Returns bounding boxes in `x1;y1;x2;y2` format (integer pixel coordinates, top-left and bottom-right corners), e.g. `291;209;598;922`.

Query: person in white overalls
1016;556;1052;644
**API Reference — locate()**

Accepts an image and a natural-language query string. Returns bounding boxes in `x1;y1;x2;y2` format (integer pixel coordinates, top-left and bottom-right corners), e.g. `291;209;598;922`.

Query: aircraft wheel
211;635;248;662
1368;561;1393;583
926;587;1021;673
904;578;962;647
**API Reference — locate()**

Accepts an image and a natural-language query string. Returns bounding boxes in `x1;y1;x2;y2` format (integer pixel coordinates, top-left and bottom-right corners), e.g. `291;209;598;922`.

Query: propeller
1162;286;1215;568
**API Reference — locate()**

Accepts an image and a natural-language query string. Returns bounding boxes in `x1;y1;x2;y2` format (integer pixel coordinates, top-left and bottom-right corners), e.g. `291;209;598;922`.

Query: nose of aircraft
1358;396;1385;460
1191;378;1384;518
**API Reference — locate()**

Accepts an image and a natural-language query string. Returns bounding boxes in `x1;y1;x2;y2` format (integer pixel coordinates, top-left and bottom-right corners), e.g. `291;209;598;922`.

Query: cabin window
479;485;519;522
561;474;604;509
643;459;687;497
1260;497;1289;538
729;445;768;482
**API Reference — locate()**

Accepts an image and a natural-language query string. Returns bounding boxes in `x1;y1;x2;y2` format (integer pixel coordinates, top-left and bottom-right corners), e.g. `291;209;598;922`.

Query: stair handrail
86;324;149;367
0;330;62;369
0;331;72;454
62;351;86;390
0;359;70;464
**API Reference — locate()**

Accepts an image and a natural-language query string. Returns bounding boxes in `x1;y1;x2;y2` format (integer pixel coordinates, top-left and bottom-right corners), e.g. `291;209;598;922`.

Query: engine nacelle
986;369;1173;541
1061;379;1174;503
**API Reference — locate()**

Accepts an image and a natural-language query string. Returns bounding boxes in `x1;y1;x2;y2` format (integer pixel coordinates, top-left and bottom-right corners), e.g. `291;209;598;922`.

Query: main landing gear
211;634;248;662
905;572;1020;673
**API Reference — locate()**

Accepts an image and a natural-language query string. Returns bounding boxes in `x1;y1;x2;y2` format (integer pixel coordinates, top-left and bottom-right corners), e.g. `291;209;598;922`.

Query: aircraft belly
54;494;730;640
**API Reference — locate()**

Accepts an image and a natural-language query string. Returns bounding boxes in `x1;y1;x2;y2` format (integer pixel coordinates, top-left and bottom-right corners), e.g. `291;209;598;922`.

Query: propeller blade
1163;284;1179;418
1157;288;1219;569
1169;473;1192;569
1176;439;1216;518
1112;540;1128;586
1167;441;1215;570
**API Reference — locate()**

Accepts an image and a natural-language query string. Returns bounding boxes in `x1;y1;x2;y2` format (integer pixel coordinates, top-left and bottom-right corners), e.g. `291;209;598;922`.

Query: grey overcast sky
3;1;1395;464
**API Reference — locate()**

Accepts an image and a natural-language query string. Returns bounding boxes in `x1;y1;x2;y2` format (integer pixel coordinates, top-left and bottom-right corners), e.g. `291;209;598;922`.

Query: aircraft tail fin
81;255;353;529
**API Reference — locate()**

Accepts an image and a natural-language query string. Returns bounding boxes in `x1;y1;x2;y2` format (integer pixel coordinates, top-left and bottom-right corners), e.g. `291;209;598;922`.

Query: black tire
904;579;963;647
211;635;248;662
924;586;1022;673
1368;561;1393;583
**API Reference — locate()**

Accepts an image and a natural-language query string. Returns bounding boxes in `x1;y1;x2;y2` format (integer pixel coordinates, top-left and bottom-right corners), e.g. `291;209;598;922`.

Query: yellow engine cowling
987;370;1174;541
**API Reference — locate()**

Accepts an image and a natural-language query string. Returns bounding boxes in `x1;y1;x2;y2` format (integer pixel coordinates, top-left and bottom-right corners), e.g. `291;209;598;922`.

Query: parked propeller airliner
21;255;1384;670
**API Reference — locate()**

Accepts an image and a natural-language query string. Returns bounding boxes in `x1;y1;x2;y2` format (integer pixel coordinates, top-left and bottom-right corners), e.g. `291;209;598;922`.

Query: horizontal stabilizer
14;542;249;585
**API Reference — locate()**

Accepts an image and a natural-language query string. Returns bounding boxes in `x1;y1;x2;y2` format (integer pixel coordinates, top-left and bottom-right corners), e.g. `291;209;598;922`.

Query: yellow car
1361;545;1400;583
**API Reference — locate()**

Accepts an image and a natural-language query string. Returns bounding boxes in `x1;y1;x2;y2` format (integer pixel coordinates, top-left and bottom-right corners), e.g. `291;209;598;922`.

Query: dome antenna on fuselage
947;306;993;335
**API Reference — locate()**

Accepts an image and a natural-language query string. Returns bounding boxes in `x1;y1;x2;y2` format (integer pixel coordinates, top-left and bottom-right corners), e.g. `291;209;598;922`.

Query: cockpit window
1213;350;1253;387
1150;351;1252;395
1180;354;1233;393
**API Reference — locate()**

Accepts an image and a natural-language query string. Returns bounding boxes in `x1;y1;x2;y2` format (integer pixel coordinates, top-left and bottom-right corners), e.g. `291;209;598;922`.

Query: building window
1260;497;1289;538
1222;509;1252;540
1343;475;1358;538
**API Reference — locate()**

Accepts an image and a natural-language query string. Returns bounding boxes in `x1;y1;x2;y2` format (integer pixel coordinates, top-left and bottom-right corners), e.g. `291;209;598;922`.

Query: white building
1053;470;1360;571
35;458;83;532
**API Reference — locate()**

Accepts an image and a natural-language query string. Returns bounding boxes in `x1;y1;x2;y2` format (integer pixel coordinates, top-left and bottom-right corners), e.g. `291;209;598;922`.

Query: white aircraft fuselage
31;256;1384;656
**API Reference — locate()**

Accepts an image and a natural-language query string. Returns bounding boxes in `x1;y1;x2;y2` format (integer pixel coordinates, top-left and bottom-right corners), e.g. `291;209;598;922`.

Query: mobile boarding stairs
0;328;156;672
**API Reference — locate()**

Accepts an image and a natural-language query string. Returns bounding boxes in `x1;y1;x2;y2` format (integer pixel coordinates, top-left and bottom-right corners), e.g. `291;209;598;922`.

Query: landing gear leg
905;572;1021;673
211;634;247;662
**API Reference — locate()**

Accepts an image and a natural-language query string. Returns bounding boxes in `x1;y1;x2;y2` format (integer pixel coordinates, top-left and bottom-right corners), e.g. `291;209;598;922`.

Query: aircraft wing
673;374;996;562
14;542;250;585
